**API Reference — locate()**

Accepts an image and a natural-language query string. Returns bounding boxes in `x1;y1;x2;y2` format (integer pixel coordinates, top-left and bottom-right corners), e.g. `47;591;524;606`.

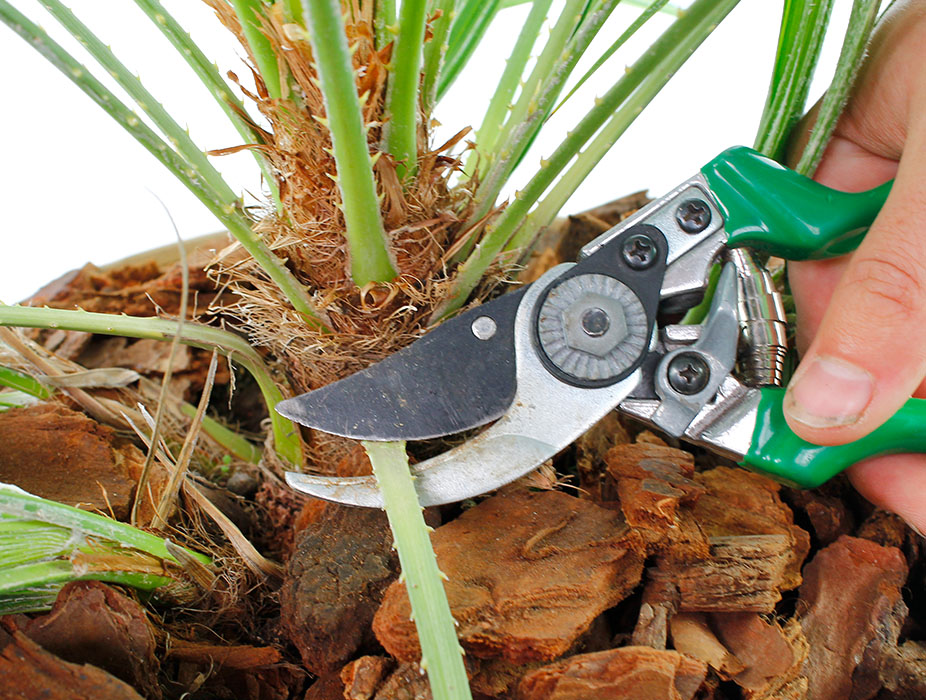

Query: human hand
785;0;926;533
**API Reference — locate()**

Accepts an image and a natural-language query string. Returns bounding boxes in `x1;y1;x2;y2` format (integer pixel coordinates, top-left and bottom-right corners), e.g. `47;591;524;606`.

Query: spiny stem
795;0;880;175
382;0;428;179
753;0;834;160
0;305;303;467
131;0;282;208
364;441;471;700
0;2;322;325
231;0;283;99
421;0;456;113
38;0;236;206
435;0;741;320
374;0;396;50
459;0;620;259
462;0;552;179
551;0;672;116
436;0;503;101
302;0;397;285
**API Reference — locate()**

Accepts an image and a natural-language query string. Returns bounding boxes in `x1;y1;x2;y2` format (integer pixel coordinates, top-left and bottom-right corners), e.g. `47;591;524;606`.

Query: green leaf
0;366;51;399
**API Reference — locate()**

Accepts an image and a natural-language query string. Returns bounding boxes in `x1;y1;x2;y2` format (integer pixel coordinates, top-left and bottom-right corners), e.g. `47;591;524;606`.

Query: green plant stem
461;0;620;253
302;0;397;285
0;305;303;467
753;0;834;160
230;0;283;99
382;0;429;179
436;0;502;101
374;0;396;50
364;441;470;700
0;2;322;325
179;404;263;464
795;0;880;175
38;0;239;217
131;0;282;209
507;0;733;253
0;366;51;399
0;484;210;565
552;0;671;115
421;0;456;113
282;0;305;26
435;0;740;319
462;0;552;179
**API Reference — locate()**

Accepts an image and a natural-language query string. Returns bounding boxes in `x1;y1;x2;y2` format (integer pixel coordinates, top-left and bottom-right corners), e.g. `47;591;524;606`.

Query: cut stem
364;441;471;700
302;0;397;285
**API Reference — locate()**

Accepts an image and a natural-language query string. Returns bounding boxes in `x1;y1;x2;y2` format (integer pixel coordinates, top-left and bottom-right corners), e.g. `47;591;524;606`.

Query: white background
0;1;854;302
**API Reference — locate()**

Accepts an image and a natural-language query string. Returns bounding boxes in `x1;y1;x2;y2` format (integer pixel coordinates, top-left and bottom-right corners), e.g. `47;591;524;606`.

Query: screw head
675;199;712;234
666;352;710;395
581;307;610;337
621;234;657;270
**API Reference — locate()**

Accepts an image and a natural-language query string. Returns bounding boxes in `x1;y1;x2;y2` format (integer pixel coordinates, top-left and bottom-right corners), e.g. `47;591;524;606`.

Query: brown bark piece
711;613;800;694
798;535;908;700
21;581;159;698
281;504;398;675
304;672;349;700
574;412;631;500
784;488;854;546
606;443;701;544
341;656;393;700
880;641;926;699
670;613;744;677
374;489;645;665
674;535;792;612
693;467;810;590
632;572;680;649
0;403;146;520
0;618;143;700
517;647;707;700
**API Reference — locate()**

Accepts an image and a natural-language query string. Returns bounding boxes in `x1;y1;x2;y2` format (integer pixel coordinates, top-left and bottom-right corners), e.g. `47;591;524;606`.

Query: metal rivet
675;199;712;234
667;352;710;394
471;316;497;340
621;234;657;270
581;307;610;337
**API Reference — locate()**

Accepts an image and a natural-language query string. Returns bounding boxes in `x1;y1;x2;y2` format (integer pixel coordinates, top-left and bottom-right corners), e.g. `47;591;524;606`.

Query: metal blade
276;288;525;441
285;264;642;507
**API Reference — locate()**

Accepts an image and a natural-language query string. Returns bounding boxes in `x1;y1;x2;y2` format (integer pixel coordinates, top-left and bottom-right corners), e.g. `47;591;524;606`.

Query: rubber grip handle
741;386;926;489
701;146;891;260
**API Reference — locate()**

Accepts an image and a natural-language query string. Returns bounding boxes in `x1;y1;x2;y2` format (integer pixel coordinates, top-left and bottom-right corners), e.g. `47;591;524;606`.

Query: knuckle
848;254;924;322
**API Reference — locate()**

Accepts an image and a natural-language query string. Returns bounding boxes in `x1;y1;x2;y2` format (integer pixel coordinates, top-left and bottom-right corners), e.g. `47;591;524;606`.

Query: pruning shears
276;146;926;508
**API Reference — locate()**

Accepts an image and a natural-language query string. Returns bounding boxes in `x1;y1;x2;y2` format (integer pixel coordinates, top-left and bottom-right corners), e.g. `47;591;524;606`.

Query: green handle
701;146;892;260
742;387;926;488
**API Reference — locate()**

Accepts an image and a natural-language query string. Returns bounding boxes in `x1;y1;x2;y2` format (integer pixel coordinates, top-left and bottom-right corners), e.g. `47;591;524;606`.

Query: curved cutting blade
276;288;525;441
285;264;642;507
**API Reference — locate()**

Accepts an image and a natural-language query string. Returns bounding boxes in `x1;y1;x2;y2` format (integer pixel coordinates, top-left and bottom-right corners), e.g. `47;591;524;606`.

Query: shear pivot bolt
675;199;712;234
667;352;710;394
471;316;497;340
621;234;657;270
581;307;610;337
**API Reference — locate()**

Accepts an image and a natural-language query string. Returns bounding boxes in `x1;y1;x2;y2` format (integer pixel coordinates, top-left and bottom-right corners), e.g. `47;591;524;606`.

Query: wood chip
517;646;708;700
798;535;908;699
373;488;645;664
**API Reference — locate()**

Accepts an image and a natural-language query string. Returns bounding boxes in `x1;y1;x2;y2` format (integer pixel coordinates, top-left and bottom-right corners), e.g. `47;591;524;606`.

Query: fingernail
784;355;873;429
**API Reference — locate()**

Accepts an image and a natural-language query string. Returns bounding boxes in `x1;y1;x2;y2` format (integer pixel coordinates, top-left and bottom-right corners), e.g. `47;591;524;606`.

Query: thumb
783;122;926;445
